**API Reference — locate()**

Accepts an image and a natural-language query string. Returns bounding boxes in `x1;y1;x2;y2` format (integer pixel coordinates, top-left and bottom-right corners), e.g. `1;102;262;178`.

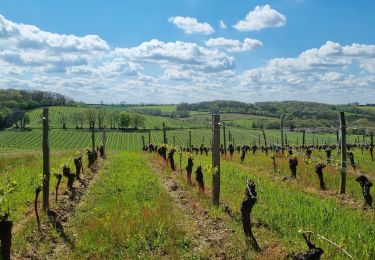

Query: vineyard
0;106;374;260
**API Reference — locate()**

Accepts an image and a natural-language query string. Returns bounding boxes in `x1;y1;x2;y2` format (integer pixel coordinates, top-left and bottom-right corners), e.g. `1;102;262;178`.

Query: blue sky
1;0;375;104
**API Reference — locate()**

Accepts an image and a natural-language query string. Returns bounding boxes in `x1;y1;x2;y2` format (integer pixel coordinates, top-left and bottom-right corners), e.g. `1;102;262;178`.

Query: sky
0;0;375;104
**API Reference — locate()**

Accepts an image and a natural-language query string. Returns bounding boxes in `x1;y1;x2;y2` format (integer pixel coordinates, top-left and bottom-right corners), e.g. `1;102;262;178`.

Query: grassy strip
180;152;375;259
64;151;197;259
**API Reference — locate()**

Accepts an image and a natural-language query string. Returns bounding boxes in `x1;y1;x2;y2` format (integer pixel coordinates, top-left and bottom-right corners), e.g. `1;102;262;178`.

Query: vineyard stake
163;122;167;144
179;147;182;174
141;135;145;149
302;130;305;148
148;129;151;144
102;126;107;159
212;114;220;206
262;129;267;147
91;121;95;152
339;112;347;194
223;121;227;155
189;131;192;149
42;107;50;211
280;116;284;155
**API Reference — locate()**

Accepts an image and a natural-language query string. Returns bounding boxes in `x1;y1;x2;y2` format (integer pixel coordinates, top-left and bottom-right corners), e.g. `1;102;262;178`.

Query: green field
2;105;375;259
26;106;206;129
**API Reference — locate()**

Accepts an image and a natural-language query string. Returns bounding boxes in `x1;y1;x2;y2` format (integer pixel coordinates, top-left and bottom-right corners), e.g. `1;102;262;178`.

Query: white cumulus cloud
205;37;262;52
233;5;286;31
168;16;214;34
115;39;234;72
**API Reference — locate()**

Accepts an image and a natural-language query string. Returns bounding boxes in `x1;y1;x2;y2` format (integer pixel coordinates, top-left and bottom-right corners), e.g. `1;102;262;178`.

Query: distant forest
0;89;76;129
177;100;375;130
1;89;375;131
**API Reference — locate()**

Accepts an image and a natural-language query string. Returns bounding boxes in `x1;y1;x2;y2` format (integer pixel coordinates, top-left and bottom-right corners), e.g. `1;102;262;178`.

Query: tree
129;113;145;129
97;109;106;129
85;109;97;128
58;112;68;129
72;112;80;129
113;112;120;129
107;112;115;129
21;113;30;128
78;112;84;129
119;112;130;129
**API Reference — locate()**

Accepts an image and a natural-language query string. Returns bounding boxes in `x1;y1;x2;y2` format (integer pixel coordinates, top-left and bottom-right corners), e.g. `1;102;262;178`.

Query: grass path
55;151;204;259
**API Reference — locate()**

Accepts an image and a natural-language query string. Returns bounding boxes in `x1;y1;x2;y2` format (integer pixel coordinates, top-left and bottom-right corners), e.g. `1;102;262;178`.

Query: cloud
233;5;286;31
168;16;214;34
205;37;262;52
238;41;375;102
0;14;109;73
0;15;109;52
115;39;235;72
220;20;227;29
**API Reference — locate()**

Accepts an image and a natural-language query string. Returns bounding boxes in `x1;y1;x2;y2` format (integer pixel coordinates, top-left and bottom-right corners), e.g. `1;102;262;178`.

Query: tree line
61;109;146;130
0;89;77;129
177;100;375;129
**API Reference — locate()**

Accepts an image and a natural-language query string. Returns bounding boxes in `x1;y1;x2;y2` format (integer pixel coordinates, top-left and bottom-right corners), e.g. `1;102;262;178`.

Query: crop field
0;126;366;151
165;151;375;259
26;106;205;129
1;107;374;260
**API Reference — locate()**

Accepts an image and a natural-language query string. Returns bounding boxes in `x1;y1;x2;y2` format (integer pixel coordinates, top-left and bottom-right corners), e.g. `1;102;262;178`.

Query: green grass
63;151;199;259
172;151;375;259
0;149;83;222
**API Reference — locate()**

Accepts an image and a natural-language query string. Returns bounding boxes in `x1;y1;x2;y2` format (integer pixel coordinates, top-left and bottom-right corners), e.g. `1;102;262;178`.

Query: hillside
177;100;375;130
0;89;77;129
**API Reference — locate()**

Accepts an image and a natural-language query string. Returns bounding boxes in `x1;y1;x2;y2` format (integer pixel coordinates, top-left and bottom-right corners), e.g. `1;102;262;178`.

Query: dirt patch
149;157;232;259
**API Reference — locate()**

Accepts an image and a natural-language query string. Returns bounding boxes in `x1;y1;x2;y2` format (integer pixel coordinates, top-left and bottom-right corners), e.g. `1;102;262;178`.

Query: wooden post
228;130;231;143
223;121;227;155
302;130;306;147
188;131;192;148
296;137;299;146
179;147;182;174
262;129;267;147
336;130;339;145
91;121;96;152
163;122;167;144
285;133;288;146
339;112;347;194
258;135;261;146
102;126;107;159
141;135;145;148
212;114;220;206
148;129;151;144
42;108;50;211
202;136;205;144
280;116;284;155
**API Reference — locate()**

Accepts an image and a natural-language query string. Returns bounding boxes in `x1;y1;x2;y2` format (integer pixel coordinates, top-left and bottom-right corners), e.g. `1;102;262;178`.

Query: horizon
0;1;375;104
